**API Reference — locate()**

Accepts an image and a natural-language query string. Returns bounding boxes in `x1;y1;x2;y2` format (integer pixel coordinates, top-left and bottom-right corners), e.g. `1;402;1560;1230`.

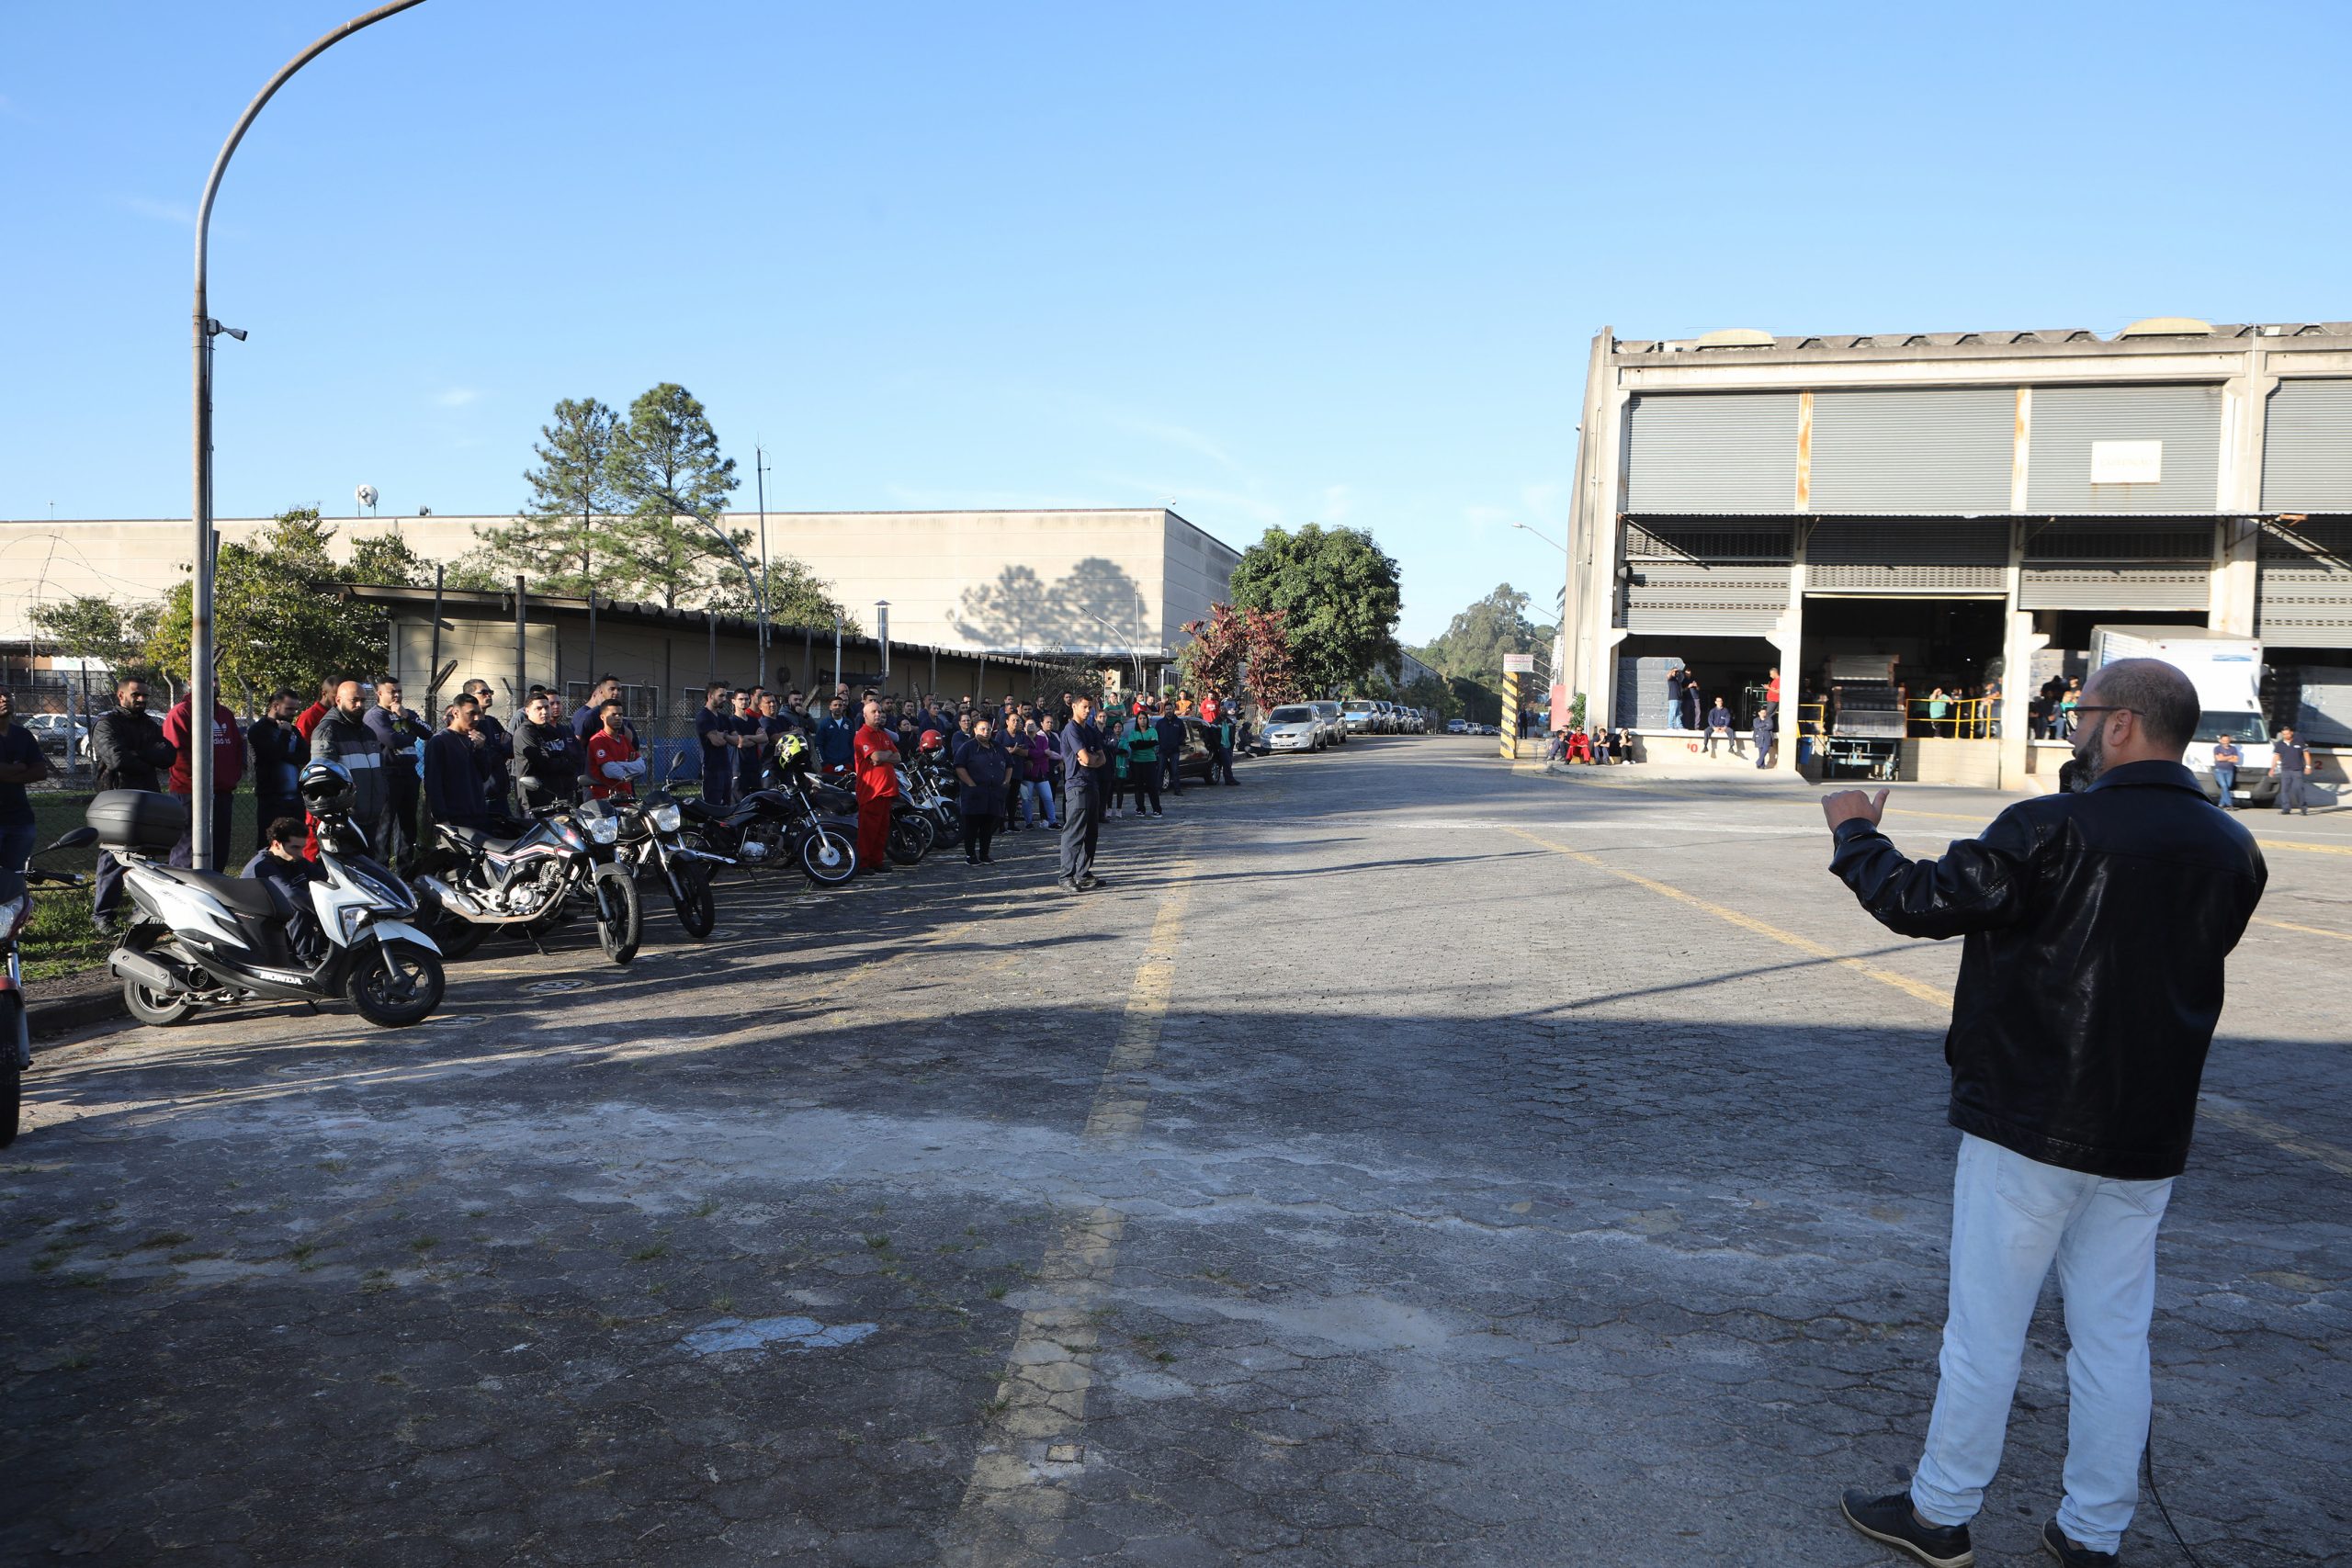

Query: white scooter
91;772;445;1029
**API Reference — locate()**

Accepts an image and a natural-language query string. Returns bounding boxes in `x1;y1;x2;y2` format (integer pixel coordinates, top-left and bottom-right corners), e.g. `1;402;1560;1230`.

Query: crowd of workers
15;670;1255;910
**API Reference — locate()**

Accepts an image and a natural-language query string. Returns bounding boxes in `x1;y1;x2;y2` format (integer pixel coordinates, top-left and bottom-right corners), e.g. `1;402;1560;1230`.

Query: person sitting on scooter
246;815;325;961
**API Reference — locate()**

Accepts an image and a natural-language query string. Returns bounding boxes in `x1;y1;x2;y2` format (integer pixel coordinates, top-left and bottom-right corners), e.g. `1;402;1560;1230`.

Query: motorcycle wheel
930;807;963;847
417;888;490;962
123;970;198;1027
798;828;857;887
345;939;446;1028
0;994;20;1148
888;813;933;865
592;862;643;964
669;860;717;939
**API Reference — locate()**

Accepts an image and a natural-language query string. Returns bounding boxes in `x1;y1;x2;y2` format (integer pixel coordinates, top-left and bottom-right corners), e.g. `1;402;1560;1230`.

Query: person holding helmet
852;697;900;875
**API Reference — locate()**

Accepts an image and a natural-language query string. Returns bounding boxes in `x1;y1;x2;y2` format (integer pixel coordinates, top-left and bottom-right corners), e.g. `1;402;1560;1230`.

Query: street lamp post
1080;609;1144;694
188;0;429;871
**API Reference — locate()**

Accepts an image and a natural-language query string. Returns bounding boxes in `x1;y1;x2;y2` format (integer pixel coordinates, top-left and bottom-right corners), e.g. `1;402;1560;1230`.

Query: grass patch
408;1236;437;1254
629;1243;668;1262
132;1231;193;1250
986;1283;1009;1301
863;1233;891;1251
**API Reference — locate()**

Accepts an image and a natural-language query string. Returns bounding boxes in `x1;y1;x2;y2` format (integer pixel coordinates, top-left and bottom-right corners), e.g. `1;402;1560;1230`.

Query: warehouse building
0;506;1238;670
1561;319;2352;785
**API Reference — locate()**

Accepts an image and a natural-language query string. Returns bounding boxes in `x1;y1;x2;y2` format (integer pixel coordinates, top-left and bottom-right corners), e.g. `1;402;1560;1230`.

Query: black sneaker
1077;874;1109;890
2040;1520;2118;1566
1841;1490;1973;1568
1055;877;1082;895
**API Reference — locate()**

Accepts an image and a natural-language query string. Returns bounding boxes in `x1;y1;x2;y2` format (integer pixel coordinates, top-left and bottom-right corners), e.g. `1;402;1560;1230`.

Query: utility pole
187;0;429;871
754;445;772;681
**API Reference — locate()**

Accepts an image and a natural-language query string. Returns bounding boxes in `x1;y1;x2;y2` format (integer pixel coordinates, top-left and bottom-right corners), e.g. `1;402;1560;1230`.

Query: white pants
1911;1134;2175;1553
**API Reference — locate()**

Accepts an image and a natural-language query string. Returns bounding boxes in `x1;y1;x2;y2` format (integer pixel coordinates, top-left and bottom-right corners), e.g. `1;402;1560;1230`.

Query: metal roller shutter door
1618;562;1790;635
2019;519;2216;610
2258;517;2352;648
1809;389;2014;513
1624;393;1799;513
2027;384;2222;513
1805;518;2007;592
2262;380;2352;511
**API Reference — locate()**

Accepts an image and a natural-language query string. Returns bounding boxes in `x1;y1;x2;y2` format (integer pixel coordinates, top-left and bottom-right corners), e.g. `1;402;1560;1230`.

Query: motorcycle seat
157;865;288;919
440;823;526;856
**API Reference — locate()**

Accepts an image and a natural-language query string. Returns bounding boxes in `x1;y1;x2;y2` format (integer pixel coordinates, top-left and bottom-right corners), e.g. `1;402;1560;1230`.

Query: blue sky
5;1;2346;643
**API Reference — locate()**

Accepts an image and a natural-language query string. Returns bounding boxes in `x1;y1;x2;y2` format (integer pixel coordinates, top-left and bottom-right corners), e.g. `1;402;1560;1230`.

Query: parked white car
1262;705;1325;753
1307;700;1350;746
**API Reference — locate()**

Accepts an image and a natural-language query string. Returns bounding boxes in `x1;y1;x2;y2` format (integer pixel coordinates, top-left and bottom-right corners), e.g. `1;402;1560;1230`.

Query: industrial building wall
2264;380;2352;510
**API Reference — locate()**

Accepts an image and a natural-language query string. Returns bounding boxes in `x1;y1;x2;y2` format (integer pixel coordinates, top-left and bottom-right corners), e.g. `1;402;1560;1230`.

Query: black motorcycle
681;773;860;890
616;758;729;936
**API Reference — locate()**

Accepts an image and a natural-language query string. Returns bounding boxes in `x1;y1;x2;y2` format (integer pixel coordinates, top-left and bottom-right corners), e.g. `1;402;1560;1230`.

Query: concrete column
1582;386;1632;727
2212;347;2273;636
1563;330;1611;728
2002;609;2046;789
1773;553;1807;773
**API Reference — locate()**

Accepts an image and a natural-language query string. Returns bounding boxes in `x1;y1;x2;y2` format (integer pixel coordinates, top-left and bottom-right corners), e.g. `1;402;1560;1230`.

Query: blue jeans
2211;764;2236;806
1911;1134;2174;1554
1020;779;1057;828
1667;701;1684;730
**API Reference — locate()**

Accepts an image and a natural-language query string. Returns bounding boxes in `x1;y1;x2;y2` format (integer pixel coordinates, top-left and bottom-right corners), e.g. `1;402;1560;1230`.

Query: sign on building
2089;439;2164;485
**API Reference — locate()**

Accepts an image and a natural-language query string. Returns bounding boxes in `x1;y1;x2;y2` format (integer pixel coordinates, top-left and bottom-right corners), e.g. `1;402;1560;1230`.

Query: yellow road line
2253;916;2352;943
1503;824;2352;1180
1501;826;1952;1010
945;869;1193;1568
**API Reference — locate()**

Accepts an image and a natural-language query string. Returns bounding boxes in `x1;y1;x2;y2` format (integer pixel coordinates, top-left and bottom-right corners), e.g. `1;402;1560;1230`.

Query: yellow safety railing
1907;695;1996;739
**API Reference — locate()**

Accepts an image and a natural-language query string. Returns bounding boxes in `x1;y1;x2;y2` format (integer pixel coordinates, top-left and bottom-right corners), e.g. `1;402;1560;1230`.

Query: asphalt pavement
3;739;2345;1566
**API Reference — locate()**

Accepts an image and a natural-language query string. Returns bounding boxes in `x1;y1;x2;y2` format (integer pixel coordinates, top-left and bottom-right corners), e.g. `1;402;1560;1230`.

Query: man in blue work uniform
1154;700;1188;797
694;682;737;808
1056;694;1110;893
2269;727;2312;814
2210;733;2243;808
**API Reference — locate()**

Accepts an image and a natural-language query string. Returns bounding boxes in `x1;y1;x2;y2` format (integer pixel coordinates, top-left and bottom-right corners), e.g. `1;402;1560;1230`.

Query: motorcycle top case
86;789;189;852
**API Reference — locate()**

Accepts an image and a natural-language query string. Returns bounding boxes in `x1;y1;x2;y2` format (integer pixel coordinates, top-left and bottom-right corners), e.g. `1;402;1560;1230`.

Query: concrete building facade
1563;319;2352;782
0;506;1239;666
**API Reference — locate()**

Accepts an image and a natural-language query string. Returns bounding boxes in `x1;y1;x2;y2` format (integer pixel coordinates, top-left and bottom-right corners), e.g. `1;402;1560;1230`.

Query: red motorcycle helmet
920;728;944;750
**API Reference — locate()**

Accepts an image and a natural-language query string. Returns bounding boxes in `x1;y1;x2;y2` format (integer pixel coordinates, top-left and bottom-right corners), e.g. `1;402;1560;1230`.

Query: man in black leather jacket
89;676;178;921
1829;659;2266;1568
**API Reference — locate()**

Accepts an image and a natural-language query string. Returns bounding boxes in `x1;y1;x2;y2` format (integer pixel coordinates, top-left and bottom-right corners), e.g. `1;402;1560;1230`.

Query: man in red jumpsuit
851;697;899;875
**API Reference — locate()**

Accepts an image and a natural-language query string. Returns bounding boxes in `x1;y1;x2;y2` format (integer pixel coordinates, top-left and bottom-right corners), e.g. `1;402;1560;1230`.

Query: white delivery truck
2086;626;2274;807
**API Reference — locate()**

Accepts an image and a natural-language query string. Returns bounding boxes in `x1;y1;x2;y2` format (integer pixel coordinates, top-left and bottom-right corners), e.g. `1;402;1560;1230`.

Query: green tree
346;531;432;586
606;383;741;609
1226;524;1402;696
144;507;395;709
1412;582;1554;691
28;594;147;674
705;553;859;630
475;397;624;597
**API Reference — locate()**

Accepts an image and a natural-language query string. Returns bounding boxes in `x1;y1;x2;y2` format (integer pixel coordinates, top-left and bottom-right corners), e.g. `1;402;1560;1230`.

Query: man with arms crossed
1827;659;2265;1568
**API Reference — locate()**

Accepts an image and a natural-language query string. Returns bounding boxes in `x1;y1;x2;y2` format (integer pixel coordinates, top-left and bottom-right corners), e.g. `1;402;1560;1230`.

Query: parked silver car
1307;700;1349;745
1340;699;1382;736
1261;705;1325;753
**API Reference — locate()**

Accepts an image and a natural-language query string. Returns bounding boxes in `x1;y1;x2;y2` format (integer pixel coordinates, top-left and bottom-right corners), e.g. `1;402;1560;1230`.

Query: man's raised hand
1821;788;1890;831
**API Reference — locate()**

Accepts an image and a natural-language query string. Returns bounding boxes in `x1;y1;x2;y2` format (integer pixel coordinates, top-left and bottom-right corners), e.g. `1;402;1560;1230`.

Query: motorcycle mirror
48;826;99;852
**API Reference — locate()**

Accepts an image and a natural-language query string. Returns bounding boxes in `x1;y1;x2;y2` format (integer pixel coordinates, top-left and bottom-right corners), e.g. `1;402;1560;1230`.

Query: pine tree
475;397;622;598
605;383;740;609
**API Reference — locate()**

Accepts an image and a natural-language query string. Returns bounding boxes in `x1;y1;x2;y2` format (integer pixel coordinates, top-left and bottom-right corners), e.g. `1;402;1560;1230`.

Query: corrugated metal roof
1618;322;2352;355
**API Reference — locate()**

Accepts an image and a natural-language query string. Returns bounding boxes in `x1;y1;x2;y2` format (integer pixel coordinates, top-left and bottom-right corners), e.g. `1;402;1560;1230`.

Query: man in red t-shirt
585;701;643;799
1200;690;1222;727
293;676;337;745
851;697;899;874
162;694;244;869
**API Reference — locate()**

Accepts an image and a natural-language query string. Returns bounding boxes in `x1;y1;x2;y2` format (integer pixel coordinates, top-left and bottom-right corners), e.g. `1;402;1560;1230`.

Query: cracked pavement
3;739;2346;1564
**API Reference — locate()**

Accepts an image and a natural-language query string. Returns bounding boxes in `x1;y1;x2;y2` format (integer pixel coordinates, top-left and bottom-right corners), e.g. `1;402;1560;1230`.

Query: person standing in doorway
1752;703;1776;771
1826;658;2265;1568
2269;726;2312;814
2209;732;2242;809
1665;665;1689;730
1056;694;1109;892
852;697;899;875
0;688;50;873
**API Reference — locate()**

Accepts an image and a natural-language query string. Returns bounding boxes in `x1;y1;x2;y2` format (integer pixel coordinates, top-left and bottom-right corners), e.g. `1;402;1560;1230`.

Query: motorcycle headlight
0;893;30;944
650;803;682;833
